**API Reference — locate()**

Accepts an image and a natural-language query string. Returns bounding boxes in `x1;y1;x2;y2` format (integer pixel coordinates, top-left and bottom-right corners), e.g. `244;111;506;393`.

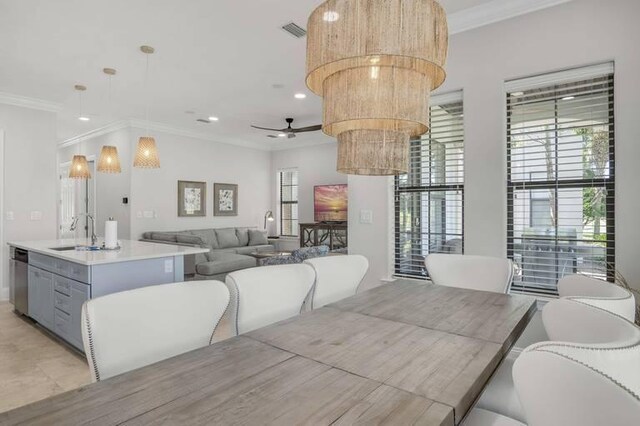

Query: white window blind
507;65;615;295
394;92;464;279
279;169;299;237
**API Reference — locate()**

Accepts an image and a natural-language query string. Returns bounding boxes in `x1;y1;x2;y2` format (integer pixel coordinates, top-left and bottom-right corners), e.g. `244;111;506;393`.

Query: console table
299;222;347;251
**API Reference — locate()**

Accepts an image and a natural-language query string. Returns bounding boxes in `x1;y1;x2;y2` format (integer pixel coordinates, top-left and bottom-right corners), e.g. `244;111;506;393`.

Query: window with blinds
394;93;464;279
279;169;299;237
507;64;615;295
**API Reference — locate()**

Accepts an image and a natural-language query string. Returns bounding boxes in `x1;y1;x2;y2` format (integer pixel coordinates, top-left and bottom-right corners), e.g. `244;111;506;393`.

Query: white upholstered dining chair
543;298;640;344
225;264;315;335
303;255;369;310
473;298;640;425
425;254;514;293
513;340;640;426
558;274;636;322
81;280;230;382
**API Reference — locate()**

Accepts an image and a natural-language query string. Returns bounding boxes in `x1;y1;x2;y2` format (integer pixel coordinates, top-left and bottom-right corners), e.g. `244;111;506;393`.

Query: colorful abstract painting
314;184;348;222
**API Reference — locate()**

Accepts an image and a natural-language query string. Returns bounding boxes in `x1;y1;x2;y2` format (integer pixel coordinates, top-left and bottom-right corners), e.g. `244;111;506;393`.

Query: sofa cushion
248;229;269;246
187;229;219;250
176;234;206;246
236;228;250;246
151;232;178;243
234;245;273;255
196;254;256;276
209;248;239;255
216;228;240;248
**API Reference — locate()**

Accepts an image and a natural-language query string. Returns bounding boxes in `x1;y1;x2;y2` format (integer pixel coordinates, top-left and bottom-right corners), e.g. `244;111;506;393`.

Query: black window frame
394;97;465;280
279;169;299;237
507;73;615;296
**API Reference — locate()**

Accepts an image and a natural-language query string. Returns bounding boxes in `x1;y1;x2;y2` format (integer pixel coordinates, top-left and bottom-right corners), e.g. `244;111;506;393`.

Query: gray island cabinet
8;239;209;351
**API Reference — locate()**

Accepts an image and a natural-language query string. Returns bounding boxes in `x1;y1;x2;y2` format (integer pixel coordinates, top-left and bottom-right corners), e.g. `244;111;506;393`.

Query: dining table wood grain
0;279;535;426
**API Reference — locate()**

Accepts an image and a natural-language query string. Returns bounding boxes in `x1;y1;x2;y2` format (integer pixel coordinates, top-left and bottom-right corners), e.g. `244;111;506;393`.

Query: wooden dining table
1;279;536;426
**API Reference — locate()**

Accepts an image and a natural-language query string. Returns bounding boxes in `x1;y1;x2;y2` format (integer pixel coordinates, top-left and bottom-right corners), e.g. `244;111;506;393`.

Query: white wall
349;0;640;291
0;104;57;299
58;128;132;239
270;143;346;238
129;127;272;238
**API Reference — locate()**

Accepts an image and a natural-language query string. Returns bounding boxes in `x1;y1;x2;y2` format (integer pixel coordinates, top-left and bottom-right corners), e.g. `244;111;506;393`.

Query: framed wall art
178;180;206;217
213;183;238;216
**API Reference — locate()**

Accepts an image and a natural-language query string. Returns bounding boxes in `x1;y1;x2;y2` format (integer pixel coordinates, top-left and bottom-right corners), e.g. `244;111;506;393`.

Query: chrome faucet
70;213;98;246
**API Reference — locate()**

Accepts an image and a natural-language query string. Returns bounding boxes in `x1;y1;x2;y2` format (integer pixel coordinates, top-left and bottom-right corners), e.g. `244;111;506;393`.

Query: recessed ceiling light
511;91;524;97
562;96;575;101
277;133;287;138
78;116;90;121
208;116;219;121
323;11;340;22
294;93;307;99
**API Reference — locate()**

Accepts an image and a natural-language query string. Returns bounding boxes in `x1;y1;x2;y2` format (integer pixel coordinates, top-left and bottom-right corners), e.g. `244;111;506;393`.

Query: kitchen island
7;239;209;351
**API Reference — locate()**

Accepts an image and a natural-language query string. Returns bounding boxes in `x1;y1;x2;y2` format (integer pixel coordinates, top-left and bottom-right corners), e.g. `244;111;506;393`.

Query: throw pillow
248;229;269;246
216;228;240;248
236;228;250;246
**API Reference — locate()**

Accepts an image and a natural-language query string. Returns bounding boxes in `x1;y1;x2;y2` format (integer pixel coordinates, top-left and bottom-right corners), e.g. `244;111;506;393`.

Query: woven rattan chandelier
306;0;448;175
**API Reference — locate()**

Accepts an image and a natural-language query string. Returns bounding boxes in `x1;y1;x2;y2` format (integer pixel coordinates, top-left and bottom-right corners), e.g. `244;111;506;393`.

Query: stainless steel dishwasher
9;246;29;315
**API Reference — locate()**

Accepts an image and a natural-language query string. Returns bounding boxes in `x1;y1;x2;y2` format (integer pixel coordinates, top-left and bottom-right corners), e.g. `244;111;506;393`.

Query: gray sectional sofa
141;227;275;281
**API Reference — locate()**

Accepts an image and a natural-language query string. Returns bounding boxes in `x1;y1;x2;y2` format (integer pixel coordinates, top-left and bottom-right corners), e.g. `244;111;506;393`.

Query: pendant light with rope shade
69;85;92;179
97;67;122;173
134;45;160;169
306;0;449;175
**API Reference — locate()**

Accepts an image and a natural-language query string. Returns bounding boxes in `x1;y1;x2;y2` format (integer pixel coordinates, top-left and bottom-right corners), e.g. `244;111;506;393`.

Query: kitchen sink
48;246;79;251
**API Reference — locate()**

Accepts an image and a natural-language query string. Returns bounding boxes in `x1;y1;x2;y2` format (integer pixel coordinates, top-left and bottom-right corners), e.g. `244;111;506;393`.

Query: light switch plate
30;211;43;221
143;210;154;219
359;210;373;224
6;211;14;221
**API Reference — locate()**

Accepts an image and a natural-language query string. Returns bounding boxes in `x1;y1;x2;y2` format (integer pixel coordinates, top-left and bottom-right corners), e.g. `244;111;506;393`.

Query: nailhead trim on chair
209;293;231;345
530;345;640;401
84;306;101;382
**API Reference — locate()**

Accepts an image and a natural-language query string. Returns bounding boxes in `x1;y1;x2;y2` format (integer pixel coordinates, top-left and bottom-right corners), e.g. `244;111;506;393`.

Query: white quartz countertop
7;239;209;266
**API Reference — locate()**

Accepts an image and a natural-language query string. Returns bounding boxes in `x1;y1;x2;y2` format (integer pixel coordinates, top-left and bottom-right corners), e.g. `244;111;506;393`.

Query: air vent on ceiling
196;119;210;124
281;22;307;38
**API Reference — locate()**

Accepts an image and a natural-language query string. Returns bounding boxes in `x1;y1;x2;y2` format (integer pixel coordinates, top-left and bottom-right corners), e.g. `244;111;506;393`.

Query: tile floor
0;302;91;413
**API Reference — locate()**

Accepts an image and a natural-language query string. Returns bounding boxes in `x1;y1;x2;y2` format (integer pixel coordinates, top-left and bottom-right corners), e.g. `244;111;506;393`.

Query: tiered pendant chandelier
306;0;449;175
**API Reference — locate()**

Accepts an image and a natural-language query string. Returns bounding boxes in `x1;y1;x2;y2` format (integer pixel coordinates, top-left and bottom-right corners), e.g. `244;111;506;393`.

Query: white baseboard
0;287;9;302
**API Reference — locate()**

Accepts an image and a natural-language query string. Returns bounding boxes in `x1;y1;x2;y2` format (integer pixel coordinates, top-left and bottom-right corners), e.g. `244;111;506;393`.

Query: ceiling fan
251;118;322;139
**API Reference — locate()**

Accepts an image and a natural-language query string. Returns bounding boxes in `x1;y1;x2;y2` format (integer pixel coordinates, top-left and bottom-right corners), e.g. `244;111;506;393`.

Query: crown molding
59;119;271;151
58;120;130;148
128;119;270;151
0;91;62;112
448;0;573;35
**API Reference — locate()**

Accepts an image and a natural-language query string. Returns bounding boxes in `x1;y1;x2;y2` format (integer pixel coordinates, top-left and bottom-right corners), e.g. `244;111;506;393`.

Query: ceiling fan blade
292;125;323;133
267;135;279;138
251;125;286;132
